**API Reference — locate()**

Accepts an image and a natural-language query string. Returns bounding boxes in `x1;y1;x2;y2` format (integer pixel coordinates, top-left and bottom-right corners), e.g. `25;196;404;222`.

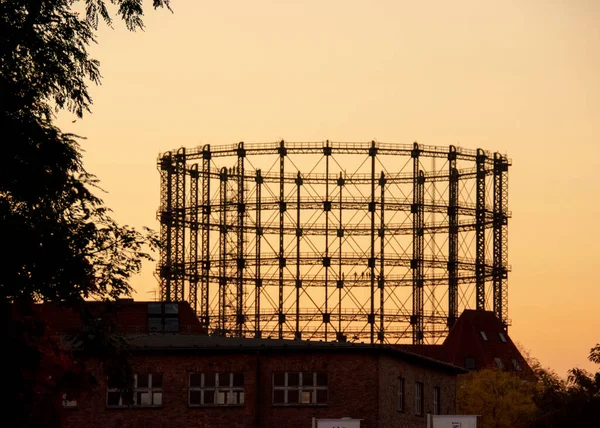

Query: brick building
46;301;466;428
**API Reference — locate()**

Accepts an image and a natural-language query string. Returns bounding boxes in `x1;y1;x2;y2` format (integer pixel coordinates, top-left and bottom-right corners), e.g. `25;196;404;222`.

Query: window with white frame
415;381;424;416
62;393;77;408
273;372;327;405
106;373;163;408
397;377;405;412
189;373;244;406
433;386;441;415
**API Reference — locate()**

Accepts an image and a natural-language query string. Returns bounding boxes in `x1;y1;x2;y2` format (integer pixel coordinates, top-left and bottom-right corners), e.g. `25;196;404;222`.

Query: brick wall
61;350;457;428
378;355;457;428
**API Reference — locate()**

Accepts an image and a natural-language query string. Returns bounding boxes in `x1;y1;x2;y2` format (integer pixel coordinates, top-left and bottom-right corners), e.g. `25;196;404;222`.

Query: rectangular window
498;332;507;343
415;381;424;416
480;331;488;341
273;372;328;406
147;302;179;332
188;373;244;406
512;359;522;371
62;393;77;408
433;386;441;415
107;373;163;408
397;377;405;412
494;358;505;369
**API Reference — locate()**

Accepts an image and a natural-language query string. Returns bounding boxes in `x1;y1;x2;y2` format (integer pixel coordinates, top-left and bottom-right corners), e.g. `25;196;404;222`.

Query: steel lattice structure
157;141;510;344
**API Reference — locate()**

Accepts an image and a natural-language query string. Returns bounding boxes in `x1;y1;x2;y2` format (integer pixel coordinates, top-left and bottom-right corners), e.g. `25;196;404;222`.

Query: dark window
415;382;424;416
188;373;244;406
107;373;162;408
512;359;522;371
465;358;476;370
62;394;77;409
397;377;405;411
272;372;328;406
494;358;505;369
433;386;441;415
147;303;179;333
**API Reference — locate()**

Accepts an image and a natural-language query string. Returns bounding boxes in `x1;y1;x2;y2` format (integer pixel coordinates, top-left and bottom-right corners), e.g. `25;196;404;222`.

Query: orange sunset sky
56;0;599;376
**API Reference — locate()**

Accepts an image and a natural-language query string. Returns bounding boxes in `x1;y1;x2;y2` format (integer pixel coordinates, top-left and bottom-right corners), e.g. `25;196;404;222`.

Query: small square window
302;372;314;386
288;373;300;387
204;373;216;387
512;359;522;371
301;391;312;404
62;394;77;408
273;372;285;387
316;389;327;404
494;358;505;369
107;391;121;406
288;389;299;403
204;390;215;404
273;389;285;404
137;391;152;406
189;390;201;405
164;318;179;332
480;331;488;341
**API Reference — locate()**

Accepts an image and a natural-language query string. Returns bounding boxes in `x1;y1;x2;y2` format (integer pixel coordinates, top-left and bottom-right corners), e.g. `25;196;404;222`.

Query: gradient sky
56;0;600;376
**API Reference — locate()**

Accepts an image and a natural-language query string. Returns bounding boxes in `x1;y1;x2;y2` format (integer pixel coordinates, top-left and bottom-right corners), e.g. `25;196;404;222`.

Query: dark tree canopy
1;0;171;305
1;1;170;426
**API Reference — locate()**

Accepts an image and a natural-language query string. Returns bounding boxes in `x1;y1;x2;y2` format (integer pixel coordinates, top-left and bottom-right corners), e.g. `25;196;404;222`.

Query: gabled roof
400;310;534;378
443;310;532;376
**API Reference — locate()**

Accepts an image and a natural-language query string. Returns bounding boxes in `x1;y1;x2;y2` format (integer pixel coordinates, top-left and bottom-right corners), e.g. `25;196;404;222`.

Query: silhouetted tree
1;1;171;426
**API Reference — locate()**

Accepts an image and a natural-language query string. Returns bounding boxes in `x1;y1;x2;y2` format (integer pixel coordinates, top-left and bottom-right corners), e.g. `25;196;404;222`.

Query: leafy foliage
1;1;170;426
457;369;537;428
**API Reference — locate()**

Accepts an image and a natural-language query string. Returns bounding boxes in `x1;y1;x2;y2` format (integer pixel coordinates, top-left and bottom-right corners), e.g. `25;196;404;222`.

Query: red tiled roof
400;310;534;378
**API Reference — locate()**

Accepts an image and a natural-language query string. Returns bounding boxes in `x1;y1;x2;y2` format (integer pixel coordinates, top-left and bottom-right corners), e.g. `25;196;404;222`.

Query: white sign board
316;418;361;428
428;415;477;428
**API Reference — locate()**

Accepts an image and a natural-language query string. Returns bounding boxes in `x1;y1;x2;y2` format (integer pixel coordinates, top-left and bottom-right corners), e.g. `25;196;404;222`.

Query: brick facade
61;346;461;428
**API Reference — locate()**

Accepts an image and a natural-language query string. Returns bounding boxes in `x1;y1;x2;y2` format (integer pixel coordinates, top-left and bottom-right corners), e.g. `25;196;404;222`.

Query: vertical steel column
173;147;186;302
189;163;199;314
447;146;459;327
411;142;424;344
369;141;377;344
493;153;510;326
255;170;263;338
201;145;211;326
219;167;228;333
295;172;303;339
278;141;286;339
337;171;345;341
158;152;173;302
324;142;331;341
476;149;487;310
379;171;386;343
236;142;246;336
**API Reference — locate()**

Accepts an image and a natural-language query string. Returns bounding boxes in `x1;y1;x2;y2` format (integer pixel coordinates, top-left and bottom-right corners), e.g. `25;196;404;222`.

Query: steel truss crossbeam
157;141;511;344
